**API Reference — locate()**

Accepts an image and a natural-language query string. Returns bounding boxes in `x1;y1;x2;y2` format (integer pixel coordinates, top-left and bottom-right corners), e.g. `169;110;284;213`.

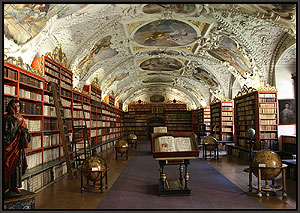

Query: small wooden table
79;167;108;193
4;190;37;209
156;157;195;196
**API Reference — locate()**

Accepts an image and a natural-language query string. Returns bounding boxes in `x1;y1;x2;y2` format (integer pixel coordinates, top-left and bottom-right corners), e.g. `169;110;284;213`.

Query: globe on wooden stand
243;128;256;172
127;134;138;148
202;136;218;159
115;139;129;160
248;149;288;200
80;155;108;193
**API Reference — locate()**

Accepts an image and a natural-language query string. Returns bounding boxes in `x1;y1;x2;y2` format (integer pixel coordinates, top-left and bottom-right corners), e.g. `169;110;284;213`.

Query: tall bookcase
199;107;211;135
234;86;279;150
210;100;234;141
164;104;191;132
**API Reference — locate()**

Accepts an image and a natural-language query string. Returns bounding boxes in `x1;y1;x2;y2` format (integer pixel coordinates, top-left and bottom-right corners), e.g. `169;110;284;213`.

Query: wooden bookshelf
210;100;234;141
234;87;278;150
199;107;211;135
191;109;199;134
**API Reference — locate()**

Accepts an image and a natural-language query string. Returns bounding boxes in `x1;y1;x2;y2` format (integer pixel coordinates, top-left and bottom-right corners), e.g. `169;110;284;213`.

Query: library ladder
71;102;92;168
50;81;77;179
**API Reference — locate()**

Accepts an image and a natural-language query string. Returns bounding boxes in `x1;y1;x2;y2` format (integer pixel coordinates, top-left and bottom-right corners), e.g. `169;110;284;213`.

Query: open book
155;136;192;152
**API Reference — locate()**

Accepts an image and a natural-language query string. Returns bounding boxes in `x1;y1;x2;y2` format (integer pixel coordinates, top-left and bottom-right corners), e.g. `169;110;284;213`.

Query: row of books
238;120;255;125
45;60;59;71
222;112;233;116
44;119;58;131
124;123;147;127
61;81;72;91
259;103;276;108
259;114;277;119
26;136;42;151
24;119;42;132
44;105;56;117
43;147;60;164
259;98;276;103
26;152;43;169
20;73;43;89
91;106;102;112
19;89;42;101
44;94;54;103
4;67;18;80
260;132;277;139
61;74;72;84
23;169;52;192
222;107;233;111
53;162;68;180
259;108;277;113
43;134;60;147
235;95;255;103
222;121;233;125
45;66;59;77
4;85;15;95
238;125;255;131
45;74;59;84
222;127;232;132
125;127;146;131
260;125;277;130
61;88;72;98
236;105;254;111
236;100;254;107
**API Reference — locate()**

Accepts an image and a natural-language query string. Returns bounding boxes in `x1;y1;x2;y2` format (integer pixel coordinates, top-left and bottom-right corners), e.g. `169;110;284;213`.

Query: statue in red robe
4;99;30;198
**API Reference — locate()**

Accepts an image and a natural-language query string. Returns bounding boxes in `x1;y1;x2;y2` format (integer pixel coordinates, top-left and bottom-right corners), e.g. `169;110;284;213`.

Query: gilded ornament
188;20;206;33
45;44;71;70
128;21;149;35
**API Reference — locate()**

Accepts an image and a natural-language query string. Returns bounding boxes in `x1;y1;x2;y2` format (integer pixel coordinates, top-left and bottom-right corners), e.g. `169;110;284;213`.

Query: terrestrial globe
251;149;282;180
247;128;256;138
203;136;217;151
127;134;137;144
115;139;129;153
82;155;107;181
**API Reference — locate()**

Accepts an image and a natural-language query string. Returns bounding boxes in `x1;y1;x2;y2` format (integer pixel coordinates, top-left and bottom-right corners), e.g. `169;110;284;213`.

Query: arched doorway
147;116;165;139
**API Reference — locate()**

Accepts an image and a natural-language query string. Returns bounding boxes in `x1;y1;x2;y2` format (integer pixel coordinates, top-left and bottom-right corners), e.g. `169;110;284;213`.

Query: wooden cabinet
234;88;278;150
210;101;234;141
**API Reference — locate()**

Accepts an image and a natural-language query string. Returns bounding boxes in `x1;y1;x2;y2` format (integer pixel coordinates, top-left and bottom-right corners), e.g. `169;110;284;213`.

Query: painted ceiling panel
3;3;296;110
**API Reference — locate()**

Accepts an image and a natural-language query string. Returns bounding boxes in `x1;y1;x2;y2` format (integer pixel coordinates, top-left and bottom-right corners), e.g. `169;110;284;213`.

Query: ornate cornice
4;54;44;77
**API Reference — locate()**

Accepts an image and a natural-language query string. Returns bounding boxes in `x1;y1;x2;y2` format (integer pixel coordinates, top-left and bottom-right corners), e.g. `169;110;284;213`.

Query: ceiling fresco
133;19;198;47
142;4;196;14
4;4;87;45
140;57;182;71
3;3;296;110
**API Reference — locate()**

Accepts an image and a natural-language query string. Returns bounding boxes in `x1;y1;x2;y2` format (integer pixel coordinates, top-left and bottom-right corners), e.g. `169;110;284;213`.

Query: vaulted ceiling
4;3;296;110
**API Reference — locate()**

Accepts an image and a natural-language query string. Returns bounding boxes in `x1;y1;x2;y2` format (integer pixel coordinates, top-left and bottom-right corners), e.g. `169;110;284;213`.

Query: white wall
275;64;296;150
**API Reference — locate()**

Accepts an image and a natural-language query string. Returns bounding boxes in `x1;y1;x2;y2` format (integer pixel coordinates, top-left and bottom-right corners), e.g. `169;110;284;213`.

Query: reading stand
151;132;199;196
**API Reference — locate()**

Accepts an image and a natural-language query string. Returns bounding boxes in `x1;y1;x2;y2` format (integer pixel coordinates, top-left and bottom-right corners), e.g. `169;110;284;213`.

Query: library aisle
34;140;296;210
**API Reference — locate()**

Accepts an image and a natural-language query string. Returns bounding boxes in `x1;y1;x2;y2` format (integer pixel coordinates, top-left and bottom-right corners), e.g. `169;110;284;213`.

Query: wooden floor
35;141;297;210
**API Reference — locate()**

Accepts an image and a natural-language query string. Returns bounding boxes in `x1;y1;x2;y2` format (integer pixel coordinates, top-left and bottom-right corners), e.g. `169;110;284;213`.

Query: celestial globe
203;136;217;151
82;155;107;181
127;134;137;144
115;139;129;153
251;149;282;180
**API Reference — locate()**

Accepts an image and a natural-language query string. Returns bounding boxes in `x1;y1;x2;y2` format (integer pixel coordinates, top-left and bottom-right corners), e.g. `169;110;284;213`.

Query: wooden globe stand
115;147;129;160
248;164;288;201
79;167;108;193
127;139;138;149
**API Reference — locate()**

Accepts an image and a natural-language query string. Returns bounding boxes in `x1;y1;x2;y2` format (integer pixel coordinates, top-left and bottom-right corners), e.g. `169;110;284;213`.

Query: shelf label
258;164;266;167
